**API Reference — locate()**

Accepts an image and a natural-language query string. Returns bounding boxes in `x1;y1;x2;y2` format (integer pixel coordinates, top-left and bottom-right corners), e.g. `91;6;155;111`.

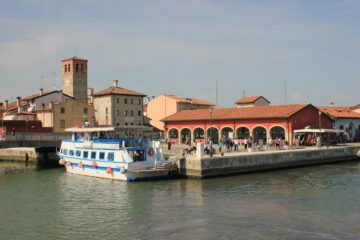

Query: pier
176;144;360;178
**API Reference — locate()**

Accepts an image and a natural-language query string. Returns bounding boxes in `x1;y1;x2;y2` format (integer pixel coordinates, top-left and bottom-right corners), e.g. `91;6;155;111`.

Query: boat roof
65;126;153;132
294;128;345;133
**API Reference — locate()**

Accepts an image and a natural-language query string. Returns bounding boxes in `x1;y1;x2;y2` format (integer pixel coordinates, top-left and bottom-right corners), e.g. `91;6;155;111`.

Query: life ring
78;161;84;168
59;159;65;165
66;161;72;167
91;161;97;167
147;148;155;157
106;167;112;174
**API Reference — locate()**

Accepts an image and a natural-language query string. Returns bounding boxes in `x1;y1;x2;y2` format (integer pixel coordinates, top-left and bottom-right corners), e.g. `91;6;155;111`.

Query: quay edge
0;147;59;166
178;145;360;178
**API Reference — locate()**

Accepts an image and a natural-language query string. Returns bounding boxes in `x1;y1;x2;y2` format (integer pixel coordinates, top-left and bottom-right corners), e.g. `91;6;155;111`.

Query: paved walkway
187;143;360;159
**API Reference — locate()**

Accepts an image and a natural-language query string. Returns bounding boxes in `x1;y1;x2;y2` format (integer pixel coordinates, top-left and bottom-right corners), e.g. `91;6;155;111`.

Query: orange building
145;94;214;131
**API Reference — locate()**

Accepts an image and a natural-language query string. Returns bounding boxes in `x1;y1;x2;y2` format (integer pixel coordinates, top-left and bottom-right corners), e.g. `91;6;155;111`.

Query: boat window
63;149;68;155
69;150;74;156
99;152;105;160
75;150;81;157
91;151;96;159
107;152;115;161
83;151;89;158
132;150;146;162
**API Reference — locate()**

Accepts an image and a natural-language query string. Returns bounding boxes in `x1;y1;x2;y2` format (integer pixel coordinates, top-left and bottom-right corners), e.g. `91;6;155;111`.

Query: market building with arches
162;104;334;144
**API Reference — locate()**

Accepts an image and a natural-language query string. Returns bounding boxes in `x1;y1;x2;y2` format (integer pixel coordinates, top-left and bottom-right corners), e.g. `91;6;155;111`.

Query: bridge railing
0;132;72;141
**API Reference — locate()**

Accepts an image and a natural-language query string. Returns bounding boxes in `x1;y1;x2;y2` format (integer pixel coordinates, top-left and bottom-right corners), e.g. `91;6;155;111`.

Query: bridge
0;133;71;149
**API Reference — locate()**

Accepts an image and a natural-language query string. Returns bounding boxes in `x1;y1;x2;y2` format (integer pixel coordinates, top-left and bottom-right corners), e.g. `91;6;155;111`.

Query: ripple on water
1;162;360;240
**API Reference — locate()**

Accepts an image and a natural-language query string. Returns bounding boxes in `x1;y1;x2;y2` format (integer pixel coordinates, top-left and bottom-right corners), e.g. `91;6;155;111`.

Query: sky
0;0;359;107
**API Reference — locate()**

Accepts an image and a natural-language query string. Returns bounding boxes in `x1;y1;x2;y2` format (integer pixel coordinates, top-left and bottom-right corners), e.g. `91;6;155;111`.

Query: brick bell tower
62;56;88;101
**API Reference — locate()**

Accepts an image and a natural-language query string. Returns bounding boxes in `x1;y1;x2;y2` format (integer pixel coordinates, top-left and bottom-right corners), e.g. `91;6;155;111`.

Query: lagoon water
1;162;360;240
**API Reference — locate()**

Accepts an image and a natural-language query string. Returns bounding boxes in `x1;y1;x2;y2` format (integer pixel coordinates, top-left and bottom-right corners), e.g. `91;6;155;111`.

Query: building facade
145;94;214;131
163;104;333;144
36;99;95;132
93;80;146;127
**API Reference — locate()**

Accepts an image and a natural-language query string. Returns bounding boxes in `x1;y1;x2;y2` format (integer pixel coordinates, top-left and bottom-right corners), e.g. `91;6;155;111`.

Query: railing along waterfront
0;133;71;142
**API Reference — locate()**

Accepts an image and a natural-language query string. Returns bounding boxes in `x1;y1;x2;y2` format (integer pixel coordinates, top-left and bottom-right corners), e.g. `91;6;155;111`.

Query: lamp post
209;107;213;157
318;111;322;147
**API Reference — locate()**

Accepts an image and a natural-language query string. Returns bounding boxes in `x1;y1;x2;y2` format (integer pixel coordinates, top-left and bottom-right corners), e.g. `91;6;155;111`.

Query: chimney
113;80;118;87
4;100;8;110
87;88;94;97
48;101;53;110
39;88;44;96
16;97;21;113
87;88;94;104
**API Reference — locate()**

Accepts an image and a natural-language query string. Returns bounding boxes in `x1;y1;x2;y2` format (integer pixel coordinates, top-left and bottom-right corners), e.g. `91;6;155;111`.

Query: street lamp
209;107;213;157
318;111;322;147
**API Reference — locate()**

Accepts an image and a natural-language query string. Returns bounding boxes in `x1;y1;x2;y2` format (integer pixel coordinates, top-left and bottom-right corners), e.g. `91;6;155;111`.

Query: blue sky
0;0;359;107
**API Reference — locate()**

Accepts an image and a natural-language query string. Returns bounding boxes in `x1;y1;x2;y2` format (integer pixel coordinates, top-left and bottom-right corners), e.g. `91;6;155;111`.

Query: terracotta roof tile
93;86;146;97
318;106;360;119
163;104;309;122
166;95;214;106
350;104;360;111
21;90;73;101
62;56;88;62
235;96;270;104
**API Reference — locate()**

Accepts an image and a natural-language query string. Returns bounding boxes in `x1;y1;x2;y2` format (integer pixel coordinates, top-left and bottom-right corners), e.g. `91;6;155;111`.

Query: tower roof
62;56;88;62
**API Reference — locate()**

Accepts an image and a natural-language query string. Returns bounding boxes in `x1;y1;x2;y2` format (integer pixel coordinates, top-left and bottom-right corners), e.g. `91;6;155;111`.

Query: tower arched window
76;64;79;72
68;64;71;72
80;64;83;73
64;65;67;73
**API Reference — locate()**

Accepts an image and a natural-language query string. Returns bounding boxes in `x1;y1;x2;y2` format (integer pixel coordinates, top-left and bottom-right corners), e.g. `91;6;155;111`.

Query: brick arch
180;127;192;144
193;127;205;141
206;126;220;144
252;125;268;143
269;125;287;139
220;126;234;138
167;128;179;140
235;126;251;139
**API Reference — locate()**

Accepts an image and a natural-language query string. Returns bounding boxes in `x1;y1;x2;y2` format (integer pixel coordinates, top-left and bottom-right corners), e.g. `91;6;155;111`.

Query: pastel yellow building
36;99;95;132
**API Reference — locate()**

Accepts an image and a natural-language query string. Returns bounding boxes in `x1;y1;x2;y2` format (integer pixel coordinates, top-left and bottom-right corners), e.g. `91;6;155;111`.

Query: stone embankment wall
0;147;59;166
0;148;37;162
180;146;360;178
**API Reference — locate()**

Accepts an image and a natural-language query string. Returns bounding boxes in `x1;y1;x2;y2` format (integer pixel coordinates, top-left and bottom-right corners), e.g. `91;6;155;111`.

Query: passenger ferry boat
58;127;176;181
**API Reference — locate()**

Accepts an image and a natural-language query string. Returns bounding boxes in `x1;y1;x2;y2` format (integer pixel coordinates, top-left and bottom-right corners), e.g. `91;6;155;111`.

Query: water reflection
0;162;360;239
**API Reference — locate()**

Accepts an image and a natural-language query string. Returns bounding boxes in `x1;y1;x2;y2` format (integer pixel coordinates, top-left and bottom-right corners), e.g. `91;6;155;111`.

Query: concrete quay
0;147;59;166
178;144;360;178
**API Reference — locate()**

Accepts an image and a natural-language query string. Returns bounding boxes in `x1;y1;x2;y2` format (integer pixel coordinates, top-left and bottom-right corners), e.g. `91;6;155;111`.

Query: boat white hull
63;160;172;181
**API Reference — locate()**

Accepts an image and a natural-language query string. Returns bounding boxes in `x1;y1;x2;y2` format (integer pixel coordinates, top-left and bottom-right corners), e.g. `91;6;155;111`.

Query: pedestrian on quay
167;139;172;150
234;138;239;151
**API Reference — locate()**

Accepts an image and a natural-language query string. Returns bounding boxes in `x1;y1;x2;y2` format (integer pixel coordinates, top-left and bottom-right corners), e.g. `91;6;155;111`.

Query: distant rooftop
165;94;214;106
94;86;146;97
318;106;360;119
235;96;270;105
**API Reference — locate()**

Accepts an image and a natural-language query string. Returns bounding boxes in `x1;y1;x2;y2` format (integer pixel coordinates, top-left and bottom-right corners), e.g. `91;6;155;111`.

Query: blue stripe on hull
70;163;123;172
